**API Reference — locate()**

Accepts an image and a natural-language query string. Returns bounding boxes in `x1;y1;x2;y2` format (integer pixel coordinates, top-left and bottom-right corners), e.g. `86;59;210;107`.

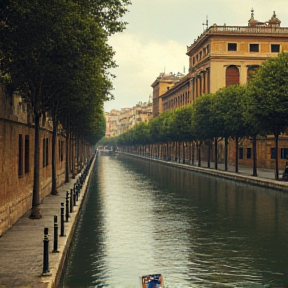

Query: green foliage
0;0;130;144
169;106;194;141
192;93;216;140
214;85;247;139
247;52;288;137
117;52;288;149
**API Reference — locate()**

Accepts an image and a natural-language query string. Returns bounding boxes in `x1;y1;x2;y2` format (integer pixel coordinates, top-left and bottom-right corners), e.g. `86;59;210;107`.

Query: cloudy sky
104;0;288;112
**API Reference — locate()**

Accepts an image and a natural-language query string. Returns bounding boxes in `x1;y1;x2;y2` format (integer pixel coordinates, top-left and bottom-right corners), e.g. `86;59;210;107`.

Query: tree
215;85;247;172
170;106;194;163
192;94;215;168
0;0;73;218
0;0;129;217
247;52;288;180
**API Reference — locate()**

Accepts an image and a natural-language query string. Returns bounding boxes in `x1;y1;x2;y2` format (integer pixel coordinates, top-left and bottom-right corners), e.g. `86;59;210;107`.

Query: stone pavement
0;156;95;288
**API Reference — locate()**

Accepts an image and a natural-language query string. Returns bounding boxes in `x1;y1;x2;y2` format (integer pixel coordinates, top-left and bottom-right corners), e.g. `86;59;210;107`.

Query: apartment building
105;101;153;137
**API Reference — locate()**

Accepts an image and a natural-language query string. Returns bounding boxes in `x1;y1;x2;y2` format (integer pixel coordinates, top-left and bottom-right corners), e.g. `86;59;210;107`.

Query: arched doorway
226;65;239;86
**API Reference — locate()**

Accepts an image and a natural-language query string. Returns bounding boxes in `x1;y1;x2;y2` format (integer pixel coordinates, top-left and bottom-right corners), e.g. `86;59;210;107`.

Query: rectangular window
246;148;252;159
250;44;259;52
58;140;61;162
271;148;276;159
281;148;288;159
18;134;23;177
228;43;237;51
43;138;49;167
46;138;49;166
25;135;29;174
271;44;280;53
43;138;46;167
239;147;243;159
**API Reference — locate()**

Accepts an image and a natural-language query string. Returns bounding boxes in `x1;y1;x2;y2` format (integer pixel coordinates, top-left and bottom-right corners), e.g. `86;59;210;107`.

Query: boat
141;274;164;288
99;146;114;156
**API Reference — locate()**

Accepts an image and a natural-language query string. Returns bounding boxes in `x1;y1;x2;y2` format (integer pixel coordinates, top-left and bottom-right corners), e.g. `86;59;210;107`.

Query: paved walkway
0;157;95;288
190;161;279;180
126;153;288;191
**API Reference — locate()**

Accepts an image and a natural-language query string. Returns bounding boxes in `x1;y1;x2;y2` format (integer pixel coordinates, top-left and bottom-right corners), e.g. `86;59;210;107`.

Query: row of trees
0;0;131;217
100;52;288;180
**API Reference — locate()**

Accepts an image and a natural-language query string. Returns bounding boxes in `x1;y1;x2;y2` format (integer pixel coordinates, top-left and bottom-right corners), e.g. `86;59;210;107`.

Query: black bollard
42;227;51;275
70;189;73;213
65;191;69;222
75;185;79;202
60;203;65;237
76;182;80;196
74;183;78;201
73;187;76;206
52;215;59;253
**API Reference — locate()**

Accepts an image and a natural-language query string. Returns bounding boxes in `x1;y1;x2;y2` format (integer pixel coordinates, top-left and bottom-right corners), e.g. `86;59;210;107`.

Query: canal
62;154;288;288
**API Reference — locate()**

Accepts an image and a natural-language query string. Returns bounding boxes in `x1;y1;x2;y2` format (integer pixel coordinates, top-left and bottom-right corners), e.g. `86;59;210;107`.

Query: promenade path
0;156;95;288
126;153;288;192
0;154;288;288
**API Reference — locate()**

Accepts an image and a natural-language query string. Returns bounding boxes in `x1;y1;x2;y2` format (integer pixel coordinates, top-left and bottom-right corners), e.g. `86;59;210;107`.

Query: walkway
0;157;95;288
126;153;288;192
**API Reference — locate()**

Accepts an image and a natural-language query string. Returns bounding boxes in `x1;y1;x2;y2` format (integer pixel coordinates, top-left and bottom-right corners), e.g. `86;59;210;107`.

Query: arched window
226;65;239;87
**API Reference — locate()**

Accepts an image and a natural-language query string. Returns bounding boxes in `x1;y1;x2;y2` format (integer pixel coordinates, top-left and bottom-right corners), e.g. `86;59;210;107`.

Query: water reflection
63;154;288;288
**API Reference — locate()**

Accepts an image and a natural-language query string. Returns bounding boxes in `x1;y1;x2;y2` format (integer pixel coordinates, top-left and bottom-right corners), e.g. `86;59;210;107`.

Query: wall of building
0;86;67;236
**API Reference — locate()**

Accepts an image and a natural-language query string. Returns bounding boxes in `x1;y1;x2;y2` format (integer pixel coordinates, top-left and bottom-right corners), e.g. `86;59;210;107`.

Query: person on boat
147;278;161;288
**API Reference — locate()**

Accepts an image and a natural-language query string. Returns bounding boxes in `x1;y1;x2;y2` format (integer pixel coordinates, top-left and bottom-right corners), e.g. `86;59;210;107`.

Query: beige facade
153;11;288;110
150;10;288;170
0;87;67;235
151;72;184;116
105;101;153;137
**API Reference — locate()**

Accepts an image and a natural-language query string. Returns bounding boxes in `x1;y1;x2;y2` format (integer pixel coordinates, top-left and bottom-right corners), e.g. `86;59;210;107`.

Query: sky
104;0;288;112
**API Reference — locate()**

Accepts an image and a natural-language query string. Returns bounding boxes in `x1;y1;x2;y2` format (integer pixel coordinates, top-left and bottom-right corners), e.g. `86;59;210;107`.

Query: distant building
105;100;153;138
151;72;185;117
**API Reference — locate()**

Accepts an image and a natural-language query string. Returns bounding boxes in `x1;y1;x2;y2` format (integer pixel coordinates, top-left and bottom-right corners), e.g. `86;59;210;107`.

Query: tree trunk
275;133;279;180
252;135;257;176
192;142;195;165
198;142;201;167
30;112;42;219
65;119;70;183
182;142;185;164
235;136;239;173
178;141;181;163
207;142;211;168
71;132;76;179
51;111;58;195
214;137;218;170
225;136;228;171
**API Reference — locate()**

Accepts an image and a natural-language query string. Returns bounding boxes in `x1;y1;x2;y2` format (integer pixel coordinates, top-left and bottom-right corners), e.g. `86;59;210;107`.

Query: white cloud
105;33;188;111
104;0;288;112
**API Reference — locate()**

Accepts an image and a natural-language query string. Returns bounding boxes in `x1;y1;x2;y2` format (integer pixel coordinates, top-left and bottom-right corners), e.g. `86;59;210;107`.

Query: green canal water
62;154;288;288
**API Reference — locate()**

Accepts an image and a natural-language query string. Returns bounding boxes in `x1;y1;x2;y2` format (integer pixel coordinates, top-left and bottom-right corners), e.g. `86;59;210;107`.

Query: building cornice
187;25;288;56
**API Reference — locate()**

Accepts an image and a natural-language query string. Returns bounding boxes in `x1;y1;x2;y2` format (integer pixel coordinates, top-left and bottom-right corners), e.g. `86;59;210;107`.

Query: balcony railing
187;25;288;52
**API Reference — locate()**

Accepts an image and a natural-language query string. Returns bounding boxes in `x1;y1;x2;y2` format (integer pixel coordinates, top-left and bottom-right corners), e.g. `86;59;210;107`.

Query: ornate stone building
153;10;288;111
151;10;288;170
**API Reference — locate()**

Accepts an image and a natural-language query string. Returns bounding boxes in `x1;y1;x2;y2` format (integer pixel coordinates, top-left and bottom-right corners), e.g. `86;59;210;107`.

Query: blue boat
141;274;164;288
